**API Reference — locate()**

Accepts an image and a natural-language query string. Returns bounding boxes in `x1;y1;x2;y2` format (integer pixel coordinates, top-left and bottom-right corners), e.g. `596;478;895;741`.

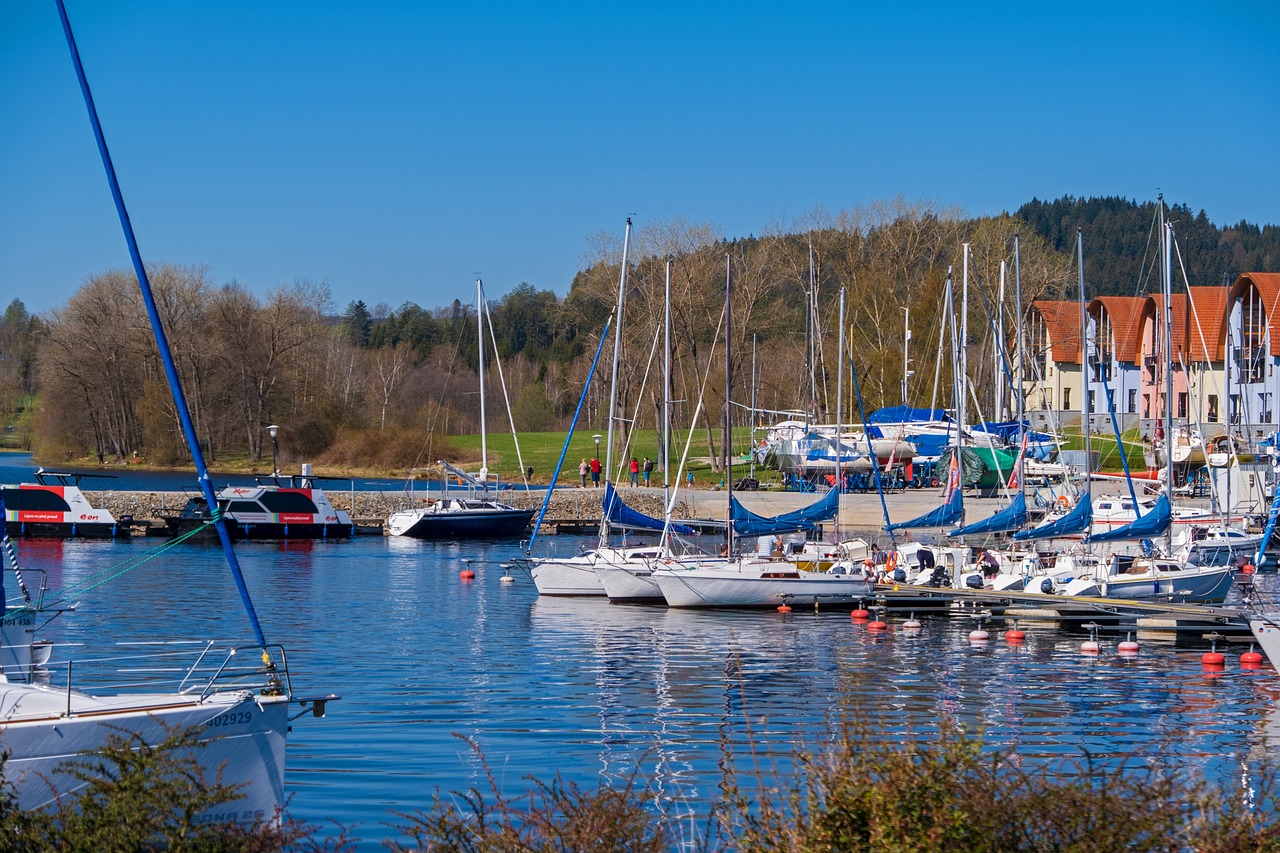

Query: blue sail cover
868;406;949;424
730;486;839;537
603;482;693;535
950;492;1027;537
886;484;963;531
1012;492;1094;541
1256;484;1280;567
1085;494;1172;543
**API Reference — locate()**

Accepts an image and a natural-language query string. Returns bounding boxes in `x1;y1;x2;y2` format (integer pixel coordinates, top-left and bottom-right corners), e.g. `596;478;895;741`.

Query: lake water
17;534;1280;849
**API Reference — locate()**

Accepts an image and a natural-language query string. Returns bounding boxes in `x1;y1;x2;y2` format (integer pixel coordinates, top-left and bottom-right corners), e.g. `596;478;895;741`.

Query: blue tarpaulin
886;485;963;531
1012;492;1094;541
867;406;950;424
950;492;1027;537
603;482;693;535
730;487;839;537
1085;494;1171;543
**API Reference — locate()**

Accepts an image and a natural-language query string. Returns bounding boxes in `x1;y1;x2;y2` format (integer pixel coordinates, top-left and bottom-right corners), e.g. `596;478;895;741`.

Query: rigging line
614;310;664;484
664;299;728;537
478;282;528;488
523;316;613;555
33;519;218;612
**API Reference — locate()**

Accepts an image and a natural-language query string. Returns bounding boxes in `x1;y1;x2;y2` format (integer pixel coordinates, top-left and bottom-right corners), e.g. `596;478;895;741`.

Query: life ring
1057;495;1071;510
886;551;900;572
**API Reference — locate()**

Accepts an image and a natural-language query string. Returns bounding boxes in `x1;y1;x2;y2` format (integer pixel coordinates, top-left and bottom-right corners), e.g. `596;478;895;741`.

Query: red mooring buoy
1241;649;1264;668
460;569;476;580
851;608;870;620
868;620;888;632
777;604;792;613
1202;651;1226;667
1005;629;1026;643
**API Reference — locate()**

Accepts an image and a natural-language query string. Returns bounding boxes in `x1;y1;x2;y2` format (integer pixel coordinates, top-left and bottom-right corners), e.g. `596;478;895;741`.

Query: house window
1089;390;1095;413
1208;395;1219;422
1230;394;1241;424
1063;388;1071;411
1128;389;1137;413
1142;394;1150;419
1177;393;1187;419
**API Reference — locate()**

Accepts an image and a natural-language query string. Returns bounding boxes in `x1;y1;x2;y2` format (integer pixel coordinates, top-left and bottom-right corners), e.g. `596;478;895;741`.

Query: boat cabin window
227;500;263;514
3;488;72;513
259;491;320;514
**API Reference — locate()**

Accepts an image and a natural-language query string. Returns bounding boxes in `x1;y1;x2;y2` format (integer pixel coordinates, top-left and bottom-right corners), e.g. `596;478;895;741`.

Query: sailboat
1;0;334;822
386;278;534;539
1052;221;1234;603
651;259;874;608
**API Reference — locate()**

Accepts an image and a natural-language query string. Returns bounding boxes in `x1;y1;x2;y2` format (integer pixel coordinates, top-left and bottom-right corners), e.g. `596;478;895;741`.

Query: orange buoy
460;569;476;580
868;620;888;631
777;604;792;613
1241;648;1264;667
1005;629;1026;643
1202;651;1226;667
851;608;870;620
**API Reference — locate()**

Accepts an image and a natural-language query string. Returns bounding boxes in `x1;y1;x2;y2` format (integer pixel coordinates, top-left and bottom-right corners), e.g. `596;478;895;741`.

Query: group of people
577;456;656;488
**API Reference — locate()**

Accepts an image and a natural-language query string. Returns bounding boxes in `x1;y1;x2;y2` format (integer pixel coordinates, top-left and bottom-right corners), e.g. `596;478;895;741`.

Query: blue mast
56;0;267;647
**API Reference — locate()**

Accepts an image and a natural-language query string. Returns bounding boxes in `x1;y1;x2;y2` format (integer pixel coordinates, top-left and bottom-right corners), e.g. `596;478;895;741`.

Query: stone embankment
82;484;1016;535
82;486;682;531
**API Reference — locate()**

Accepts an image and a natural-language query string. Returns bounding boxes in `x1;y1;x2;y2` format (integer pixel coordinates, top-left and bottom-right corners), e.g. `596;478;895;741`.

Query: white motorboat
2;470;139;538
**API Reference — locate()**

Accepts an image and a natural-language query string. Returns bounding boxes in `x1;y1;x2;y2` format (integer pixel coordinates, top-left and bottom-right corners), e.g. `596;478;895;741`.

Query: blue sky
3;2;1277;316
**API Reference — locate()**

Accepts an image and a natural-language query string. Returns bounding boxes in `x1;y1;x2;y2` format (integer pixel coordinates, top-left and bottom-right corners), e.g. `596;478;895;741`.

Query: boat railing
9;639;292;703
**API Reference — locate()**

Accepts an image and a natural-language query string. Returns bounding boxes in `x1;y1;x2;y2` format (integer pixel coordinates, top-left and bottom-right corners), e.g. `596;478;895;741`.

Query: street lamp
267;424;280;477
593;434;602;461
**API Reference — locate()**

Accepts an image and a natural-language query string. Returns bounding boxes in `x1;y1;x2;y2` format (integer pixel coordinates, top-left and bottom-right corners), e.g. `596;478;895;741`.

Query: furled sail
1085;494;1171;543
1012;492;1093;541
950;491;1027;537
730;486;839;537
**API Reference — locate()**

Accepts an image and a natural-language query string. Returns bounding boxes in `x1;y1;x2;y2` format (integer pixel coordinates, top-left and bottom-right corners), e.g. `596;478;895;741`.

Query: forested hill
1016;196;1280;296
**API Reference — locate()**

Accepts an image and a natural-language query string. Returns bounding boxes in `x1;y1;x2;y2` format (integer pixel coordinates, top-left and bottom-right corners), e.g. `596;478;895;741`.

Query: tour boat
2;470;138;539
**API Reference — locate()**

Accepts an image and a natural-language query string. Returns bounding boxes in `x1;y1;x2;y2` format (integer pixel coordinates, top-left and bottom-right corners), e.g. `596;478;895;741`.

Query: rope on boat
18;520;218;614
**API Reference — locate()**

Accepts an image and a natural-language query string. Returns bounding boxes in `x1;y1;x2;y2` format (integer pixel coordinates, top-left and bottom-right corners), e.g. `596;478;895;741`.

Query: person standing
628;457;640;486
642;457;653;485
578;458;589;488
590;457;601;488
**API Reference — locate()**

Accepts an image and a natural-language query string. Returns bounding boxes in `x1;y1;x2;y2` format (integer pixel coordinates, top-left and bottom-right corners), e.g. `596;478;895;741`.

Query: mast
1163;217;1176;554
837;288;846;536
902;307;911;407
604;218;632;490
996;261;1007;421
1014;235;1025;508
476;277;488;482
1078;229;1092;506
806;238;817;423
959;244;970;431
725;253;734;557
750;333;758;480
57;0;268;648
600;218;632;546
663;255;672;497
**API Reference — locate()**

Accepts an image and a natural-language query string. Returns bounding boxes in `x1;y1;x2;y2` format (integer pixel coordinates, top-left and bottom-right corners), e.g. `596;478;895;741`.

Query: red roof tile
1088;296;1145;362
1030;300;1083;363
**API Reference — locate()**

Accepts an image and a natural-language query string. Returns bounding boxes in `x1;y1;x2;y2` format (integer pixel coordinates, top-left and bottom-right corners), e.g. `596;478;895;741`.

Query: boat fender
1039;577;1054;594
1057;495;1071;510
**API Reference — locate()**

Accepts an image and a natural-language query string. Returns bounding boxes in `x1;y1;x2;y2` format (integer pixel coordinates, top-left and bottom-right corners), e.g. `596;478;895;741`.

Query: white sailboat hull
652;559;874;608
0;687;289;822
